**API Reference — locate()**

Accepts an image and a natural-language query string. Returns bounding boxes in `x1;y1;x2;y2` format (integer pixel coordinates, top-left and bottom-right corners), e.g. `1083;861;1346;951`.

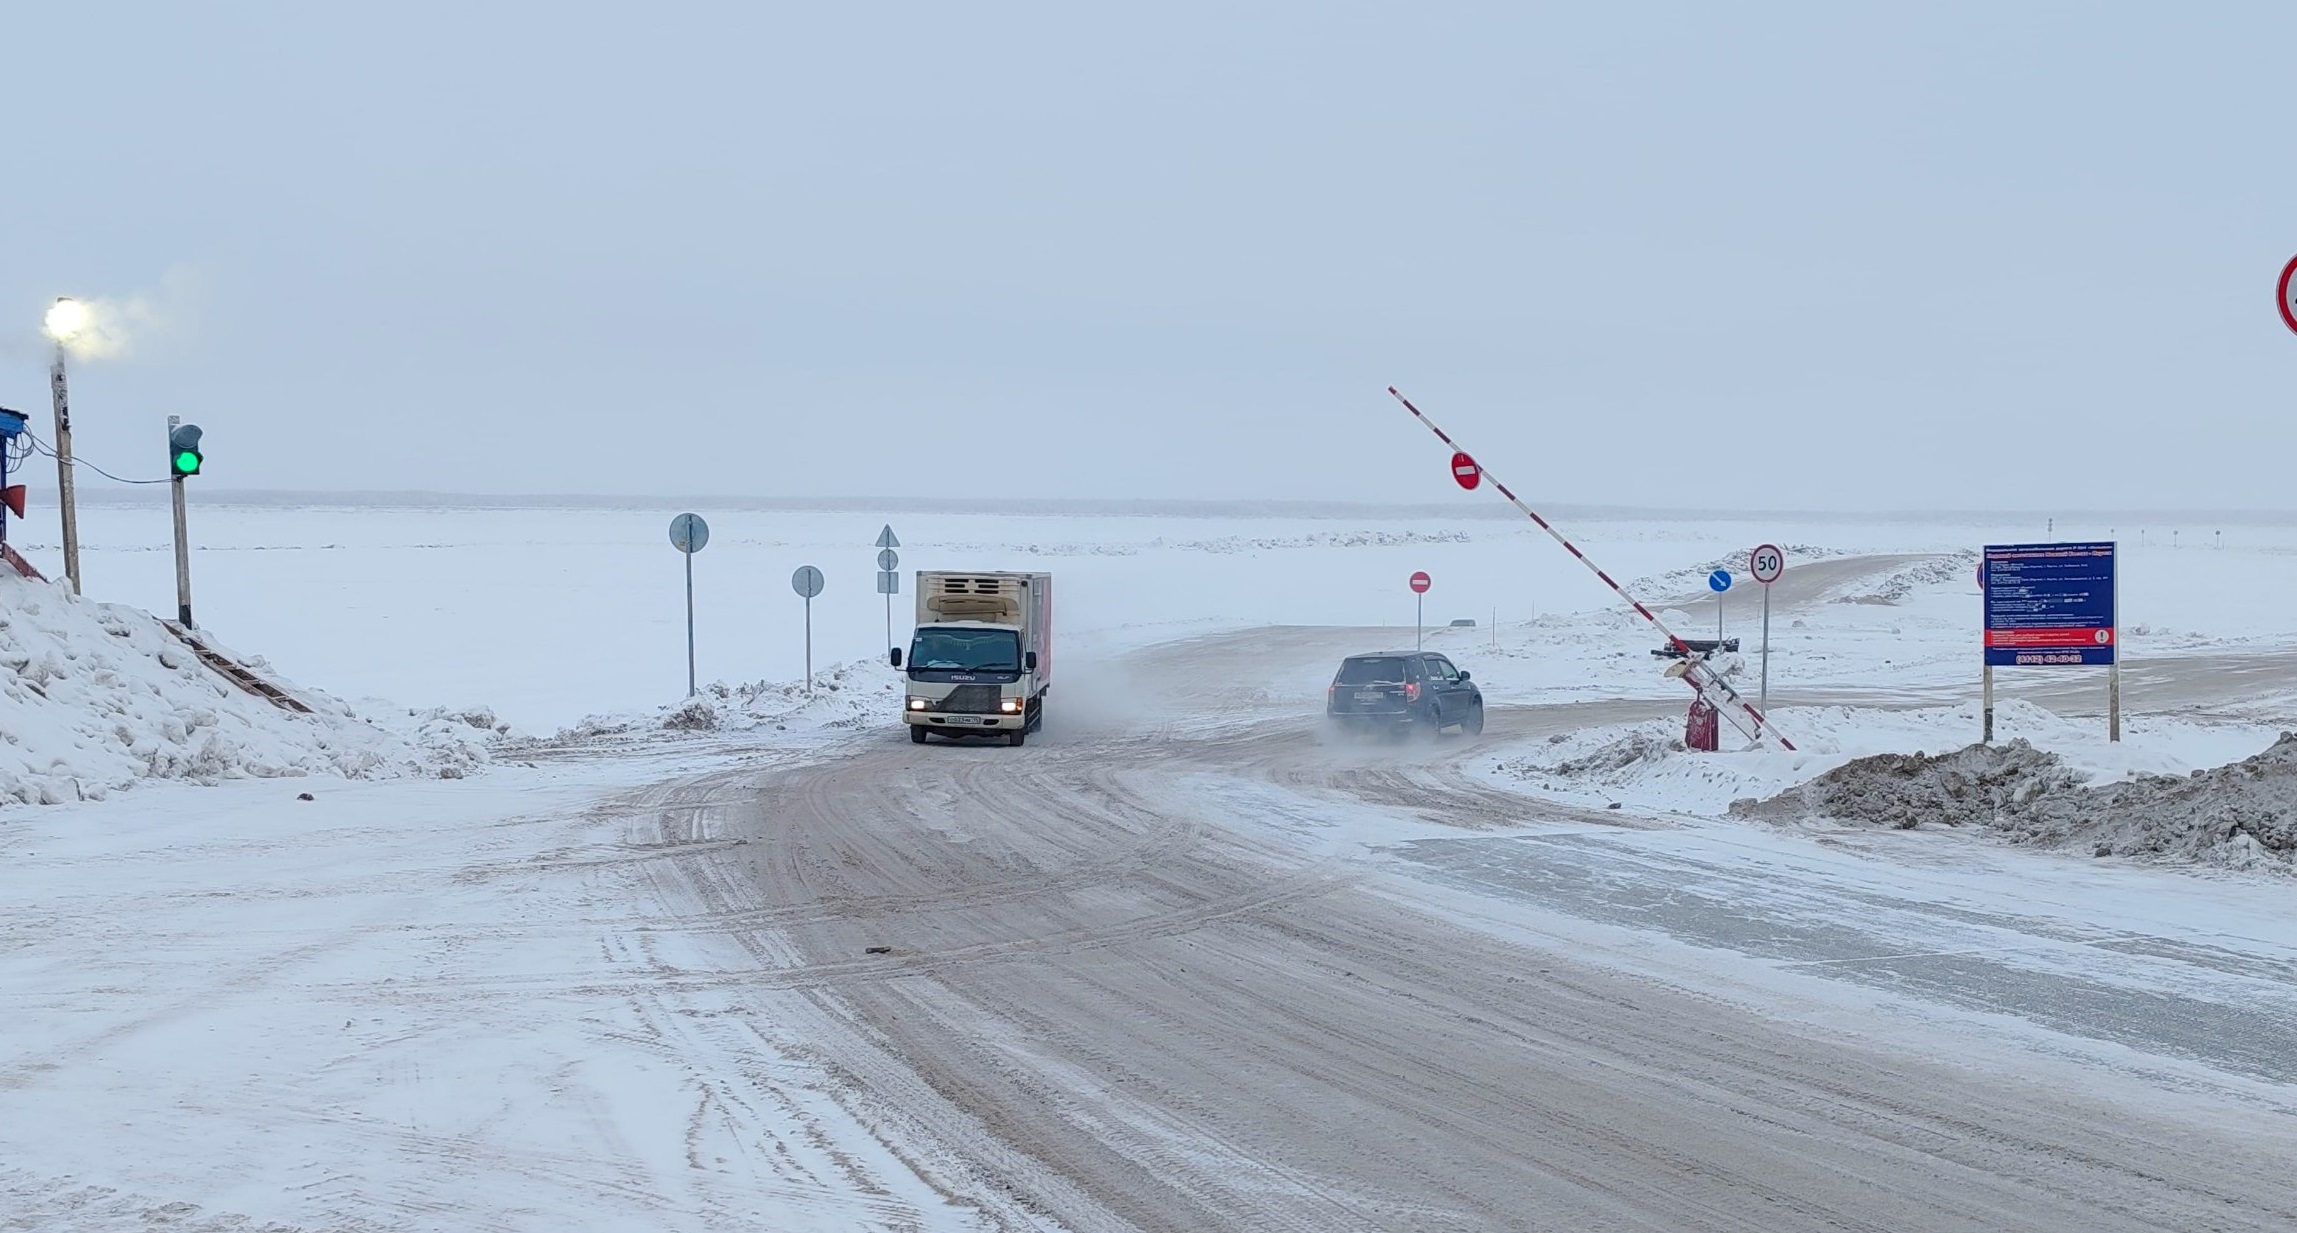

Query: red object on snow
1;544;45;581
1685;699;1720;752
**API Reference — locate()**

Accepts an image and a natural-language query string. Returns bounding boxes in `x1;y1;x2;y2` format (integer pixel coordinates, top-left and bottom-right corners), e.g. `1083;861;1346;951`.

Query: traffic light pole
49;350;81;594
168;415;193;627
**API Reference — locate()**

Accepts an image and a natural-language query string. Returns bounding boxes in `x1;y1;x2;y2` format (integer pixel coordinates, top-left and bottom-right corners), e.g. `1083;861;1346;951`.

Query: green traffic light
173;450;201;476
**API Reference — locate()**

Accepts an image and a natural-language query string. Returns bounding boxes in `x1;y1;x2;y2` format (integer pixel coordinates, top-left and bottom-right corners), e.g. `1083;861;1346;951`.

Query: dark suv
1325;652;1484;737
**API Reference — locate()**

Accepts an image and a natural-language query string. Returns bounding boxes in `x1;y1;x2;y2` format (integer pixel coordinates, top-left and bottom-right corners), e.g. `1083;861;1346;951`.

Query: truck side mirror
1457;670;1471;682
889;648;904;668
1024;651;1038;672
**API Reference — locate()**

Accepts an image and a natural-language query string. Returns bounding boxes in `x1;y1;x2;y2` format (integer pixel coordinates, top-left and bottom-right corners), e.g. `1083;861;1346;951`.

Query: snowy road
639;625;2297;1231
8;546;2297;1231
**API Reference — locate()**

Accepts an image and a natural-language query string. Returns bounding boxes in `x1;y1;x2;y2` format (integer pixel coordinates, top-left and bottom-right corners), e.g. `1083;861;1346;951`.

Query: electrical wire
20;431;172;485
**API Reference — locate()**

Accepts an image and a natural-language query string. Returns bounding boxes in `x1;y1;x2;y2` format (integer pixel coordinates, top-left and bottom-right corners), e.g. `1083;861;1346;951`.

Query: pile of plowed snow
547;659;896;744
0;573;497;806
1735;735;2297;873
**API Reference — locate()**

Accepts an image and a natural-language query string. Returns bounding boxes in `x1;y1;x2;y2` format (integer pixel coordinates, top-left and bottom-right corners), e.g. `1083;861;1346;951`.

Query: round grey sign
668;512;709;554
877;548;899;571
791;565;825;598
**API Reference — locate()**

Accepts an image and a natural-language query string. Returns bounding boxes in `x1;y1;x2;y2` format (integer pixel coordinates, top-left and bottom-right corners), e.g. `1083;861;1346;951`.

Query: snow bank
1486;699;2278;819
1737;735;2297;874
0;573;497;807
1630;543;1854;598
1826;550;1979;605
545;658;897;745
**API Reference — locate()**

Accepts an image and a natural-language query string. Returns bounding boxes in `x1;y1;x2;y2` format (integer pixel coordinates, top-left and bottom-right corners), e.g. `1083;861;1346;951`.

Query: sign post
875;524;900;654
1409;570;1432;649
1981;541;2119;743
668;513;710;697
1748;544;1784;711
792;565;826;694
1707;569;1732;646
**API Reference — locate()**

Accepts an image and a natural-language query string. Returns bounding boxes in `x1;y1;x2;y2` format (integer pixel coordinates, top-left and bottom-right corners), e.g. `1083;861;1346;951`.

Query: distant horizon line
60;488;2297;526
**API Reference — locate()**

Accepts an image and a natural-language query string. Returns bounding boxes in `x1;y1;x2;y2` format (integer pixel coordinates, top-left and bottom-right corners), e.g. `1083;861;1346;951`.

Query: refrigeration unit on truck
891;571;1052;746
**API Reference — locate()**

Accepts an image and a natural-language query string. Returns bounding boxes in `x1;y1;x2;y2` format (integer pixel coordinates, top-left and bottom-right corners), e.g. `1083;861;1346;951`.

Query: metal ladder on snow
159;620;314;714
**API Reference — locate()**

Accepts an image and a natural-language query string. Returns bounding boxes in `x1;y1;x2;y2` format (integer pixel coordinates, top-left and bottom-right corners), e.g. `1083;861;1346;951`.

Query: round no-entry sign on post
791;565;824;598
1749;544;1784;585
2278;255;2297;337
1449;452;1481;490
1409;571;1432;594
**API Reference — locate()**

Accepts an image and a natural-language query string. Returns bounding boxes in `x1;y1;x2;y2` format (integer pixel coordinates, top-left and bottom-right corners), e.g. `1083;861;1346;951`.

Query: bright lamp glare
43;298;90;342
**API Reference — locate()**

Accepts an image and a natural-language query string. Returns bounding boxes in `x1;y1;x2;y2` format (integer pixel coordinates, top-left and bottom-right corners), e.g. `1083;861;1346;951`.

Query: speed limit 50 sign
1749;544;1785;585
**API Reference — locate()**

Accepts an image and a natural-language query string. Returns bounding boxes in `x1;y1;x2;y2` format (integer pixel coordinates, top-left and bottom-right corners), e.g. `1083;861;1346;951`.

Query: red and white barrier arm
1385;386;1794;751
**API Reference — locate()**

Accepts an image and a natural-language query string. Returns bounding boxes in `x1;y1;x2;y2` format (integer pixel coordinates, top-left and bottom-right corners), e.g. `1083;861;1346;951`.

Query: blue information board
1981;541;2116;667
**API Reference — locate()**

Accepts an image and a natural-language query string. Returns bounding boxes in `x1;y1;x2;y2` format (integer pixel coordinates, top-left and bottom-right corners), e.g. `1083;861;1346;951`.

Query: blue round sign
1708;569;1732;593
668;512;709;554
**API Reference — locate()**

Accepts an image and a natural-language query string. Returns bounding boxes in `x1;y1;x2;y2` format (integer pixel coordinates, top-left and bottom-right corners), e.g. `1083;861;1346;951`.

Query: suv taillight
1405;682;1420;702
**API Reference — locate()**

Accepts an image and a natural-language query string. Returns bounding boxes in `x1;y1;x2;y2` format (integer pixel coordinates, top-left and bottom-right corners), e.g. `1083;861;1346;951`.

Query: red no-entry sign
1450;452;1480;490
1409;571;1432;594
2278;254;2297;337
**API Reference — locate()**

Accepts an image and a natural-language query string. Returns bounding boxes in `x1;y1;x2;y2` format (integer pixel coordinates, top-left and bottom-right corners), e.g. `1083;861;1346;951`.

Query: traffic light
169;423;203;478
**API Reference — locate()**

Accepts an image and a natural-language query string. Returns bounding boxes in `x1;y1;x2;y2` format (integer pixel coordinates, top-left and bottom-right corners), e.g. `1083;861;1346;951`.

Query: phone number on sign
2013;651;2088;666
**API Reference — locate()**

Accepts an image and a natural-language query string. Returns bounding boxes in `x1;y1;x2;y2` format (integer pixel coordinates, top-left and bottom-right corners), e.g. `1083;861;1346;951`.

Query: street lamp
43;297;84;593
42;297;91;345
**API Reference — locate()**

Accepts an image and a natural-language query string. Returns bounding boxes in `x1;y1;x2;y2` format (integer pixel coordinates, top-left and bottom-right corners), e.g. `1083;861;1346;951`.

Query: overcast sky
3;2;2293;510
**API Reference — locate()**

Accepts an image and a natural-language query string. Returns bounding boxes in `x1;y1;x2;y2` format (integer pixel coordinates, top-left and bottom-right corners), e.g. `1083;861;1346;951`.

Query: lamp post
42;298;88;594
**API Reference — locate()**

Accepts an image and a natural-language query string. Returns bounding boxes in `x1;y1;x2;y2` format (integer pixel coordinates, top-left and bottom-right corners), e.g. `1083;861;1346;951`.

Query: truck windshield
910;628;1022;672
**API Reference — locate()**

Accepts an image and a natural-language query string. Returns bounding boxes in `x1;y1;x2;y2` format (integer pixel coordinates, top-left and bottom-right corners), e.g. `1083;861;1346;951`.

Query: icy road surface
633;625;2297;1232
6;548;2297;1229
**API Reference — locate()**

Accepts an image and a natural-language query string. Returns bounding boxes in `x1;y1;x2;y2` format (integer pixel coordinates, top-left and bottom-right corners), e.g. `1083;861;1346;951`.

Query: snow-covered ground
5;497;2297;1229
45;498;2297;733
0;751;1013;1231
1488;699;2286;819
0;570;494;808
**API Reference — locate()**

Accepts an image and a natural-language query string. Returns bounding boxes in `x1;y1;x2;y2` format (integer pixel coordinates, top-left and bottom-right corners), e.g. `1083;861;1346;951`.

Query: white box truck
891;571;1052;746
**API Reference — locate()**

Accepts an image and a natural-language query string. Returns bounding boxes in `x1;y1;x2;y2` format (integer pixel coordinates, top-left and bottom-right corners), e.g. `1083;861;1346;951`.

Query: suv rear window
1335;657;1411;685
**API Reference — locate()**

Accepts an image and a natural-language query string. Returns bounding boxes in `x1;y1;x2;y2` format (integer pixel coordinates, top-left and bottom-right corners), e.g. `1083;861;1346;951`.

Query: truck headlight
999;698;1022;713
907;697;929;711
